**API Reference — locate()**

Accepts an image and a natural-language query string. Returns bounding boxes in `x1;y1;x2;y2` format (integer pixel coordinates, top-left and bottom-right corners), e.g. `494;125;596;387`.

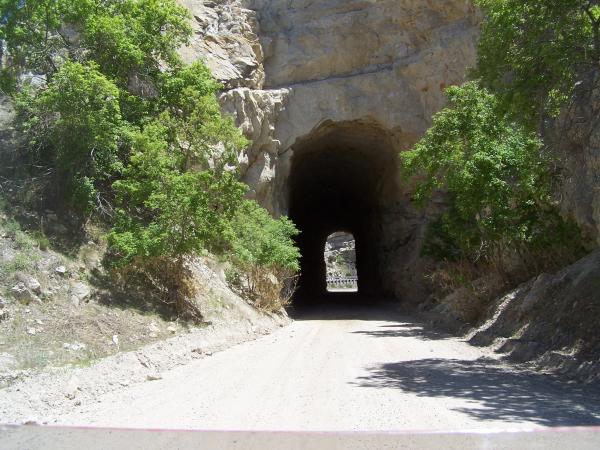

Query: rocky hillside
0;203;288;384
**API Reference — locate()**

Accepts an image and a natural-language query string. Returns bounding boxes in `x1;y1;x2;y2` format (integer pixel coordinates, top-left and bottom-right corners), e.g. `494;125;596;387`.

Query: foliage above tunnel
474;0;600;123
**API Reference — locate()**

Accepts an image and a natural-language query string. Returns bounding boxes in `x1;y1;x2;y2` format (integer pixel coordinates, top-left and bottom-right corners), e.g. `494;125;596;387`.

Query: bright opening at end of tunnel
325;232;358;293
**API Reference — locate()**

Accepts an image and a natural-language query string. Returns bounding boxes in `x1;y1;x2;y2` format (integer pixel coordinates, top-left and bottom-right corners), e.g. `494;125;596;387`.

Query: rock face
546;71;600;246
220;87;289;213
252;0;480;155
185;0;480;301
184;0;480;198
178;0;265;89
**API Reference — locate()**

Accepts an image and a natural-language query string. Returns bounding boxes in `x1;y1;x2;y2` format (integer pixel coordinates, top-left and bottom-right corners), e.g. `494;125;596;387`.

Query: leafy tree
16;61;126;213
474;0;600;123
109;122;246;266
403;1;592;278
1;0;194;214
401;82;578;265
158;62;247;173
108;121;247;318
0;0;191;93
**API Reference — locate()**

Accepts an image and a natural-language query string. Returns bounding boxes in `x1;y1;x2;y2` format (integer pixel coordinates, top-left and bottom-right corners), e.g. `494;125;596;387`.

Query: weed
14;230;34;251
3;219;21;238
0;250;40;276
31;231;50;251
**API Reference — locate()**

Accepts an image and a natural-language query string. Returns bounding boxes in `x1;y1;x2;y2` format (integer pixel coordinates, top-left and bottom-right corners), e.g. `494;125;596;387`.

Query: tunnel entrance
287;120;402;305
324;232;358;292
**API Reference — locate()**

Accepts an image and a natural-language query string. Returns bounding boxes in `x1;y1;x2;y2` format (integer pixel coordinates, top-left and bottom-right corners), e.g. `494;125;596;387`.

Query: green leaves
31;62;124;171
229;201;300;273
158;62;248;172
402;1;589;272
0;0;66;89
82;0;192;84
17;61;126;212
108;122;299;284
474;0;599;123
0;0;192;92
401;83;568;262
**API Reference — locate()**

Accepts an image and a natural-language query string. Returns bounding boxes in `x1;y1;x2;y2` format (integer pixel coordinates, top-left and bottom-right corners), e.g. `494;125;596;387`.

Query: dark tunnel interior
288;122;399;306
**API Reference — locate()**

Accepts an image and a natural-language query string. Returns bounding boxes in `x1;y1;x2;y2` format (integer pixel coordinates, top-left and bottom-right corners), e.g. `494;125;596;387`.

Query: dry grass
0;217;190;383
111;256;205;322
426;240;588;325
0;295;184;383
227;266;298;313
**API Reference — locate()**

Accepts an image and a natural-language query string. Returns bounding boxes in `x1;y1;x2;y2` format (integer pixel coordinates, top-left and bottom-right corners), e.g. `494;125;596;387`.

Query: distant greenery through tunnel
324;232;358;293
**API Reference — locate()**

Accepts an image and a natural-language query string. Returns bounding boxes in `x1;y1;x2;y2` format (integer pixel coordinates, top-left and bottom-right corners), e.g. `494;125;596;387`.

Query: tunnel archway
288;120;404;305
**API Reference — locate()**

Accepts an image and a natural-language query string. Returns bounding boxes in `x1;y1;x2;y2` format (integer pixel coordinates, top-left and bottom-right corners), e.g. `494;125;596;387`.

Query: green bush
401;82;582;268
108;123;247;266
227;201;300;311
16;62;126;213
230;201;300;274
1;0;192;215
0;0;192;94
474;0;600;123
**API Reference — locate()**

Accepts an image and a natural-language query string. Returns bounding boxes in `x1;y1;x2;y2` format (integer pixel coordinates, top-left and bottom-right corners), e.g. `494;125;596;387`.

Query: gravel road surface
55;306;600;431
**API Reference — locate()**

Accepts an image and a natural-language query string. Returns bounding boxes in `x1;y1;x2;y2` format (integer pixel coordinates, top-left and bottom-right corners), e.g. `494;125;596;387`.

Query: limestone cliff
182;0;479;203
185;0;480;300
546;71;600;247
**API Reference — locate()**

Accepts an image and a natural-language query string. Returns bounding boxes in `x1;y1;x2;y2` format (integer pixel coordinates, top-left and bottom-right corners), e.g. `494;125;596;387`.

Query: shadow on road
352;323;454;341
292;301;454;341
289;295;401;322
353;358;600;427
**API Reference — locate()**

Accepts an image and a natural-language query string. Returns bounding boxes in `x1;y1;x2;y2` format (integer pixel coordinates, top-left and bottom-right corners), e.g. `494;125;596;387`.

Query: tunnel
287;120;403;305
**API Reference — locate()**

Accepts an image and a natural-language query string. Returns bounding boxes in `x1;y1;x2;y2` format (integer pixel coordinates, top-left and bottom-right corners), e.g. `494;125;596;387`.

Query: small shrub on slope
228;201;300;311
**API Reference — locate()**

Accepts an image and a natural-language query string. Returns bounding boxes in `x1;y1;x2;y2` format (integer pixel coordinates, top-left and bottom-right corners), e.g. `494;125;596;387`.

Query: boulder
16;274;42;295
70;282;91;305
10;283;39;304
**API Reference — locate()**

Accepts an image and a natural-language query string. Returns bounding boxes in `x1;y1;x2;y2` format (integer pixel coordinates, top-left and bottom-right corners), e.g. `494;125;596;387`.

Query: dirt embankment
426;251;600;383
0;207;290;390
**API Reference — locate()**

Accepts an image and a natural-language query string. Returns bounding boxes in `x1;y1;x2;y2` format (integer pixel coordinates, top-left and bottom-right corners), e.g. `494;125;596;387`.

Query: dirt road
54;306;600;431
